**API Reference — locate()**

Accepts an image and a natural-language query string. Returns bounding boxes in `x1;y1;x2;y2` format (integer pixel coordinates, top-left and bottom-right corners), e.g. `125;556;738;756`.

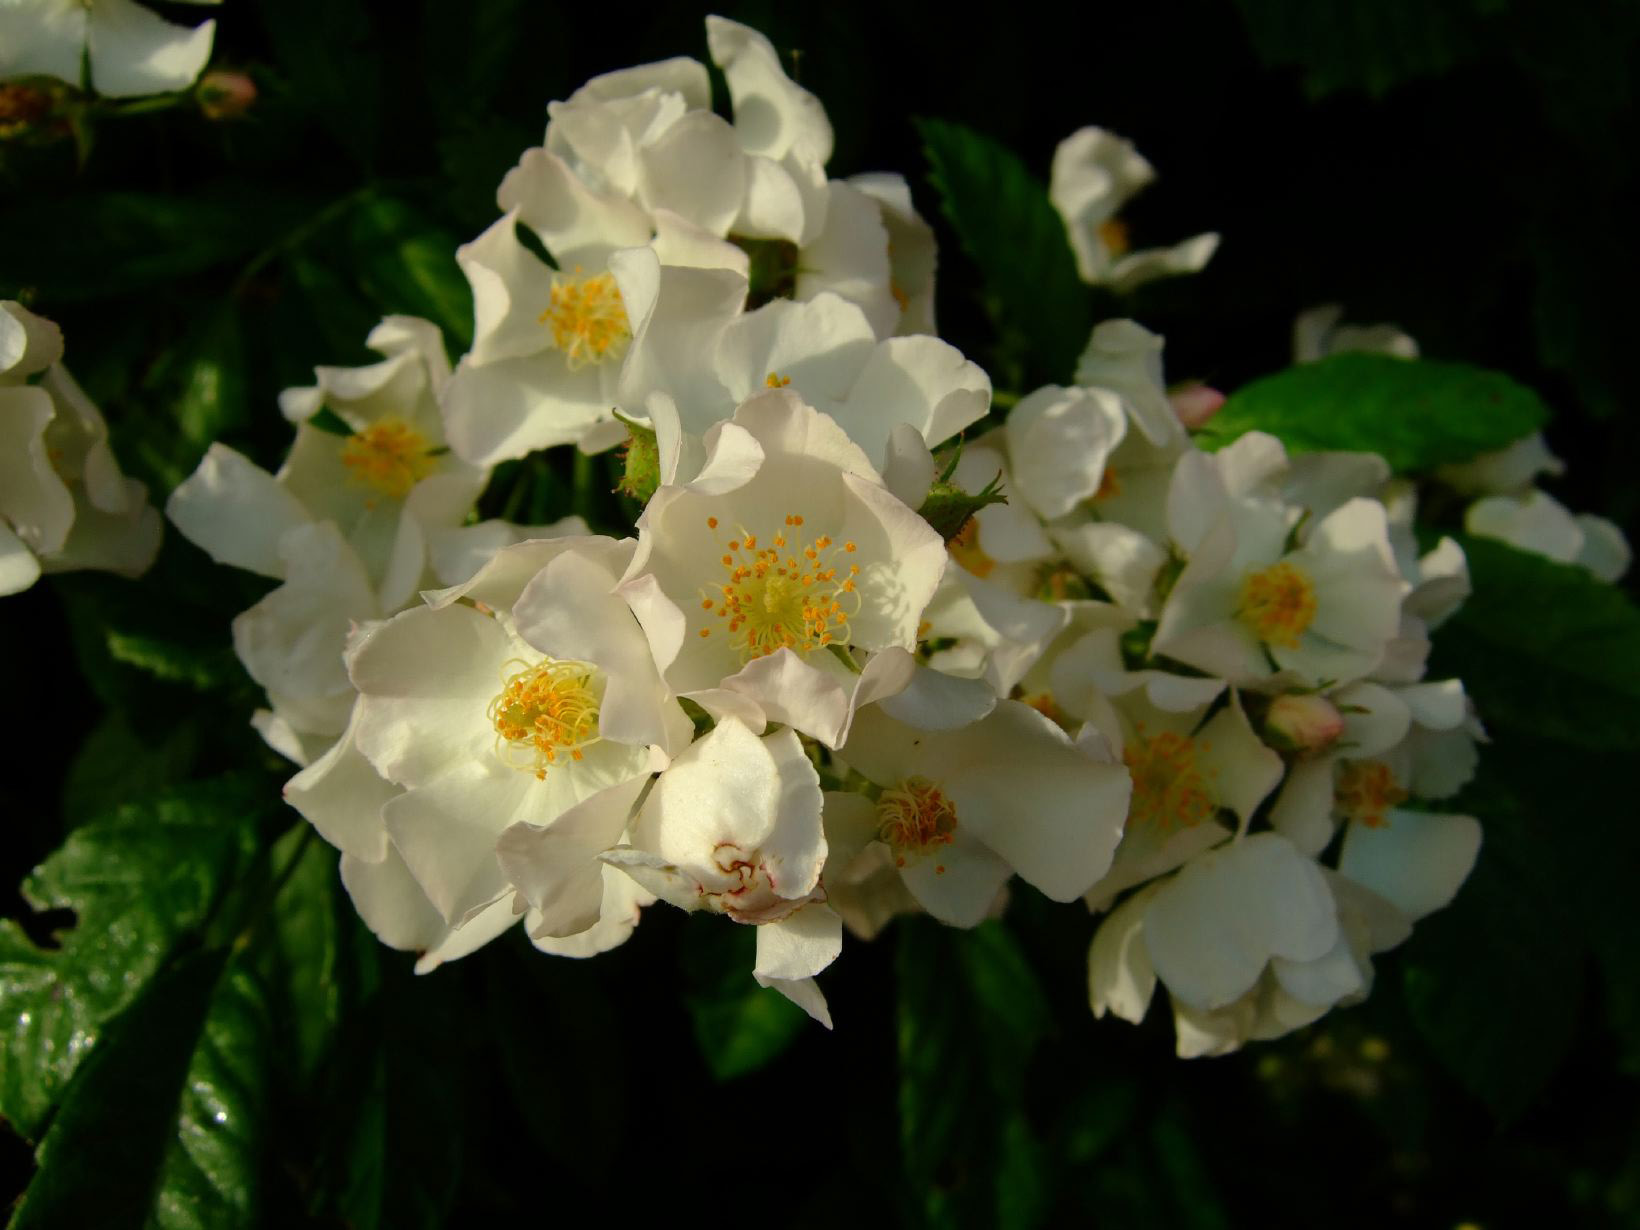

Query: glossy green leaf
10;950;272;1230
1197;354;1550;472
918;117;1091;386
0;777;267;1140
1431;536;1640;748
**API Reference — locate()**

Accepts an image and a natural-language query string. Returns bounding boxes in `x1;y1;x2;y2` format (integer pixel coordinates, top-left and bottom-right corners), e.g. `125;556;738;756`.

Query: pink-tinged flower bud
1264;694;1345;753
1170;382;1226;429
196;71;256;121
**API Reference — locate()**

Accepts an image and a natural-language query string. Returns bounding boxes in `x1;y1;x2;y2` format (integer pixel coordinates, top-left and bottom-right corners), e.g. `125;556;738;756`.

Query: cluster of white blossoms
0;300;160;595
51;15;1607;1048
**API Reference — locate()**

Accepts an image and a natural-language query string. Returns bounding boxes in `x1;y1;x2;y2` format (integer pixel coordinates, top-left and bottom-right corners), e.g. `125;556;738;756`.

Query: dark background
3;1;1638;1224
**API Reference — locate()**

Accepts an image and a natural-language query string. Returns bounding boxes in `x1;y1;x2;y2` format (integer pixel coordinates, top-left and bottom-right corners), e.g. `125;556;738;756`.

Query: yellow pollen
1094;467;1121;502
1334;761;1407;828
765;371;792;388
876;778;959;863
1099;216;1131;257
947;517;995;578
1123;730;1217;832
538;270;631;369
486;658;602;780
1238;560;1318;649
702;512;861;662
339;417;436;499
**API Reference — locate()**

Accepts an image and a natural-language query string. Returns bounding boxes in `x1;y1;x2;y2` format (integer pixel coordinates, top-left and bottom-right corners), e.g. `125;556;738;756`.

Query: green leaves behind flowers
10;951;273;1230
898;918;1052;1229
0;777;267;1141
1196;353;1549;473
1433;535;1640;749
918;117;1092;388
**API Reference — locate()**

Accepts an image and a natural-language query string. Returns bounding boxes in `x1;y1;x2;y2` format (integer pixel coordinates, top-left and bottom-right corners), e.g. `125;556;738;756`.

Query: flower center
1334;760;1406;829
487;658;603;780
539;271;630;369
339;417;436;499
1098;217;1131;258
699;514;860;661
948;517;995;578
877;777;958;870
1238;560;1317;649
1123;728;1216;832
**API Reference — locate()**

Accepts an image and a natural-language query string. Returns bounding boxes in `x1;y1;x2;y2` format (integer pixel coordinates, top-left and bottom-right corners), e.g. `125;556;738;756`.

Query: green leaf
898;919;1051;1227
250;827;341;1088
682;917;806;1082
10;950;272;1230
917;117;1091;386
60;712;203;827
104;628;244;692
1401;821;1583;1122
0;777;267;1140
130;311;248;492
1196;353;1550;472
0;189;314;301
1431;536;1640;748
347;195;472;351
308;948;463;1230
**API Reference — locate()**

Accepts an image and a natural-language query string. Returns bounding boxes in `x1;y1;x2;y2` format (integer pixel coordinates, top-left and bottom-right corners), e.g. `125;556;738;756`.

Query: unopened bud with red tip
1263;694;1344;753
1170;382;1225;429
196;71;256;121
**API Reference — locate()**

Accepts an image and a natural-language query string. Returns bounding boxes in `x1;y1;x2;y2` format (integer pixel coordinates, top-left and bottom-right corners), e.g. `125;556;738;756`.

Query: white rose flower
1291;303;1419;363
1465;490;1630;582
1049;127;1218;292
603;716;842;1025
0;0;218;98
346;537;672;936
1153;448;1405;689
621;388;944;746
169;317;482;611
1077;675;1284;911
826;693;1131;928
1;301;160;595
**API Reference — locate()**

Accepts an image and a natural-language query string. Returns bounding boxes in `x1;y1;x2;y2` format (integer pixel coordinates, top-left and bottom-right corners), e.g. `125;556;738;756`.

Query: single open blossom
0;300;160;595
0;0;219;98
170;317;484;612
621;388;944;746
344;537;671;953
1153;444;1405;689
603;716;843;1025
1050;127;1219;292
826;690;1132;927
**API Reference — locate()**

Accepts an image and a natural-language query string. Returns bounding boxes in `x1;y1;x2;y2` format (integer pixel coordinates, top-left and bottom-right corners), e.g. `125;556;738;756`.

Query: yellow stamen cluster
877;777;959;871
1123;727;1217;832
765;371;792;388
1238;560;1318;649
339;417;437;499
698;513;861;661
1334;761;1406;828
487;658;602;780
539;270;630;369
